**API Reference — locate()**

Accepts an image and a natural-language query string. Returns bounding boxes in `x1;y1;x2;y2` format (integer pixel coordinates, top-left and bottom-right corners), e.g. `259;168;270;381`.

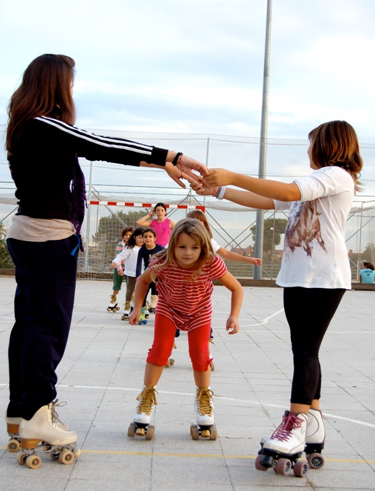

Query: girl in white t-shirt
193;120;363;468
110;227;144;320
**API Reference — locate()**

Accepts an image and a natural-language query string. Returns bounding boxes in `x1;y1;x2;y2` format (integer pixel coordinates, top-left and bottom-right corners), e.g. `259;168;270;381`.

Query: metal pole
253;0;272;279
84;161;93;272
203;137;210;209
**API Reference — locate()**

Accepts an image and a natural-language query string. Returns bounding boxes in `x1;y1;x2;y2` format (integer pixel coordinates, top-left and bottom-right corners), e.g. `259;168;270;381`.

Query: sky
0;0;375;195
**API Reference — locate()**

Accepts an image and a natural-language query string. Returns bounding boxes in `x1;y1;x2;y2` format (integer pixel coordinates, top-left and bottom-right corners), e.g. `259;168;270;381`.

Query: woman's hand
180;155;209;176
204;168;235;187
165;162;207;189
190;178;214;196
226;316;239;335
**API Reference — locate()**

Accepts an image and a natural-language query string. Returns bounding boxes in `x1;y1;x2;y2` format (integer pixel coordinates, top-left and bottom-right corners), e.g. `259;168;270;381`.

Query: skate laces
270;411;304;442
136;386;158;416
50;400;68;429
196;388;214;417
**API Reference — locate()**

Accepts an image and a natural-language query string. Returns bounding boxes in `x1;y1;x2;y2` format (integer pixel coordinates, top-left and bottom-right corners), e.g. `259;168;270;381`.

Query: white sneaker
263;410;307;455
19;403;77;449
134;386;157;425
306;408;325;444
194;387;214;426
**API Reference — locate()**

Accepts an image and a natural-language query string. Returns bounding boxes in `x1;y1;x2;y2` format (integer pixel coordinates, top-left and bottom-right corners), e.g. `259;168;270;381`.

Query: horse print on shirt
284;200;326;257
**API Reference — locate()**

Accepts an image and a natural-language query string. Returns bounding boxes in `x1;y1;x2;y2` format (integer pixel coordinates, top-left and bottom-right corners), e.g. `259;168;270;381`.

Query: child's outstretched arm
217;271;243;334
217;247;262;267
110;248;130;273
129;269;156;325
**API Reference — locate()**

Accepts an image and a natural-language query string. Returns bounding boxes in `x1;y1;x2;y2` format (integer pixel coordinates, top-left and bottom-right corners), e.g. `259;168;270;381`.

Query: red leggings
146;314;212;371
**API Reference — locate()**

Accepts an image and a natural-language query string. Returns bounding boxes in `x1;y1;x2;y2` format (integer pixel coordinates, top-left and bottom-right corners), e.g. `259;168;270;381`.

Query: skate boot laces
196;388;214;417
50;400;68;430
136;386;158;416
270;411;305;443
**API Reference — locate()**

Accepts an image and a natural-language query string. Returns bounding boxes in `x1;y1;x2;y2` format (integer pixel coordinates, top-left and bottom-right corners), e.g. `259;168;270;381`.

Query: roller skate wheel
211;363;215;372
73;447;82;458
127;422;136;438
209;425;218;440
293;459;308;477
26;454;42;469
121;315;128;321
255;454;268;471
168;359;175;367
146;425;155;440
107;307;112;312
7;438;20;452
190;424;200;440
307;452;325;469
59;449;75;465
16;452;27;465
274;458;291;475
49;449;60;461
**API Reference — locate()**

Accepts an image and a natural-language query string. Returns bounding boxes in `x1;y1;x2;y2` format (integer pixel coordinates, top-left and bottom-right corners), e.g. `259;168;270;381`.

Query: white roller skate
128;385;157;440
148;294;158;313
190;387;217;440
305;408;325;469
121;301;131;321
16;402;81;469
107;293;120;312
255;411;308;477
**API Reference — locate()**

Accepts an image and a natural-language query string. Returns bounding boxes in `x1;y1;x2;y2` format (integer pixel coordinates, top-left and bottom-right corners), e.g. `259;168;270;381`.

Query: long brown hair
186;210;213;238
152;218;214;280
6;54;76;153
308;120;363;192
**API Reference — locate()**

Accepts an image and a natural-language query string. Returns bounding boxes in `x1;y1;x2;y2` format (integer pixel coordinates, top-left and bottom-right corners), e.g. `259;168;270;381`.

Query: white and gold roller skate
128;385;157;440
190;387;217;440
107;293;120;312
121;301;131;321
16;402;81;469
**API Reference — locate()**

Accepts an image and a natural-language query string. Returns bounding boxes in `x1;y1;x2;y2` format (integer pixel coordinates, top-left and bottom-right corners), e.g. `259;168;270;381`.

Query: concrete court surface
0;276;374;491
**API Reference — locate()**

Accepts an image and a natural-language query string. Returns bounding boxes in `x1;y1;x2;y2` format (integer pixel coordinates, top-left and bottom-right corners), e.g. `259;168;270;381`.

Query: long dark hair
308;120;363;192
127;227;144;249
6;54;76;153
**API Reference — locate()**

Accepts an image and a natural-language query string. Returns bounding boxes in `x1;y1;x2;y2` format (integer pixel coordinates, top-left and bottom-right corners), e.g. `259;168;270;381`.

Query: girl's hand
226;316;239;335
117;269;124;276
109;262;116;270
190;178;214;196
129;309;141;325
180;154;209;176
165;162;205;189
248;257;262;266
204;168;235;187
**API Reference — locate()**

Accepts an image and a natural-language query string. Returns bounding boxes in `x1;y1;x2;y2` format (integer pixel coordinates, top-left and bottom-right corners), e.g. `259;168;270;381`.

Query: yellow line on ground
2;446;374;464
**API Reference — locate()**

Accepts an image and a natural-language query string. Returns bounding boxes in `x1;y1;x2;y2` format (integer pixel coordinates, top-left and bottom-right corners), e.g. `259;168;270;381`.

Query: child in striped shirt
127;218;243;440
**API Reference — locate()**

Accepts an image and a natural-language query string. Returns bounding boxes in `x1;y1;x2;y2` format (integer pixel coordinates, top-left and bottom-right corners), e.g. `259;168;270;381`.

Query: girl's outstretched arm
217;247;262;266
204;169;301;202
217;271;243;334
129;269;155;325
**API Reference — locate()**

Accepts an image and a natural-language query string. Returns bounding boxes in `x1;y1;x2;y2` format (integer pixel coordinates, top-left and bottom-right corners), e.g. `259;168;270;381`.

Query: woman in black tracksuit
5;54;207;449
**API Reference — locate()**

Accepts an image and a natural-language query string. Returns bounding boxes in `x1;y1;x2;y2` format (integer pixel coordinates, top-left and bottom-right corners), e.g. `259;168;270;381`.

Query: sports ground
0;277;374;490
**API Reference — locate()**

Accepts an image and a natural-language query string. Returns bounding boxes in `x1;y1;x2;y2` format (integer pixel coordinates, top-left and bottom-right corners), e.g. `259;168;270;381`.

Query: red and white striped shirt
149;255;227;331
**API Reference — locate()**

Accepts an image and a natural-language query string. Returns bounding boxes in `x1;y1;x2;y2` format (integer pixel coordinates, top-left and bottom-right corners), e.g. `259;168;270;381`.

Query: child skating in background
135;228;164;317
107;227;134;312
127;218;243;440
193;120;363;473
110;227;144;320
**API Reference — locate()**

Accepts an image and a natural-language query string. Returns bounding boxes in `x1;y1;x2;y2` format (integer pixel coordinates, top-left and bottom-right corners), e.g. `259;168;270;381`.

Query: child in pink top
136;202;175;247
128;218;243;440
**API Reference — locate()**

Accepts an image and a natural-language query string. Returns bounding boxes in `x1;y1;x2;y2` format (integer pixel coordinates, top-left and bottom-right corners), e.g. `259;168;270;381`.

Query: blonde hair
152;218;214;280
186;210;213;238
308;120;363;192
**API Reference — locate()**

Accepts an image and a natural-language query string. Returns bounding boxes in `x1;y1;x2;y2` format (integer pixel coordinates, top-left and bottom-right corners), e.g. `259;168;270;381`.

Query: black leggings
283;287;345;405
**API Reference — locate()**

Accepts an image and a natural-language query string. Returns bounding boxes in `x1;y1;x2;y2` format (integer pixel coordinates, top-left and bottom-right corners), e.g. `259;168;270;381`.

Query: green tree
250;218;287;261
0;222;14;269
361;242;375;264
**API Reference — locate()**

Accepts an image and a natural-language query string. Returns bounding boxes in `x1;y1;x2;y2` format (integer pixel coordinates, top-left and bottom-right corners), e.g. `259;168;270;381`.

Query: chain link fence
1;128;375;282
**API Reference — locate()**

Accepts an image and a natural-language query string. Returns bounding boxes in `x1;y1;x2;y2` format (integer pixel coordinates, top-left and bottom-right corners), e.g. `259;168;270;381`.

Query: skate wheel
16;452;27;465
7;438;20;452
255;454;268;471
73;447;82;459
211;363;215;372
274;458;291;475
49;449;60;461
146;425;155;440
59;449;75;465
127;422;136;438
26;454;42;469
168;358;175;367
307;452;325;469
190;424;200;440
209;425;218;440
293;459;308;477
